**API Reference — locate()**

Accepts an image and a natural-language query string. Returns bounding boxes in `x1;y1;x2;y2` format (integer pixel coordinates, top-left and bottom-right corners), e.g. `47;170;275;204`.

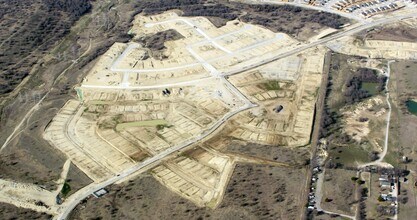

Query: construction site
0;5;416;218
40;12;320;209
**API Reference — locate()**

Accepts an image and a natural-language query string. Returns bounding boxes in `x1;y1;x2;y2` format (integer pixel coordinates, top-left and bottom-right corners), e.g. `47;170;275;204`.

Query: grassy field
389;60;417;174
321;169;358;216
331;144;371;165
116;120;169;131
361;82;379;96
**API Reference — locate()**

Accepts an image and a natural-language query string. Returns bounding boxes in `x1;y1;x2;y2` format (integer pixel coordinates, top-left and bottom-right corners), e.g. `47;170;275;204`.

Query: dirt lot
0;202;51;220
70;164;306;220
321;169;359;216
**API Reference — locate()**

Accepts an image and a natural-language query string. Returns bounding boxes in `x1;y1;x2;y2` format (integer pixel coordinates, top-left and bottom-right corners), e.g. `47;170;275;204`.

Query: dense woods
134;0;350;32
344;68;387;104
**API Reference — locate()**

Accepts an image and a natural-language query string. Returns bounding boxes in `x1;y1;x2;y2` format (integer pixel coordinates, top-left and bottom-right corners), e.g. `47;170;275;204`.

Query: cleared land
327;37;417;60
227;47;326;147
115;120;169;131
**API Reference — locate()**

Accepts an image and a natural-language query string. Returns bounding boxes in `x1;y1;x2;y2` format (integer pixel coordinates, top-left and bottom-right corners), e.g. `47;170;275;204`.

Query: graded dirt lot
70;164;306;220
0;0;416;219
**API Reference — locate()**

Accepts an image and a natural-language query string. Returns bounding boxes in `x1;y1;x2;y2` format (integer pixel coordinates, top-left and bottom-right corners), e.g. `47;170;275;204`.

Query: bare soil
70;164;306;220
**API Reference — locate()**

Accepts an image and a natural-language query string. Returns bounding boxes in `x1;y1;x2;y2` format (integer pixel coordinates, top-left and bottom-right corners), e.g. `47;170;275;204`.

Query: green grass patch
361;82;379;95
262;80;281;90
331;144;371;166
116;120;169;131
61;182;71;197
